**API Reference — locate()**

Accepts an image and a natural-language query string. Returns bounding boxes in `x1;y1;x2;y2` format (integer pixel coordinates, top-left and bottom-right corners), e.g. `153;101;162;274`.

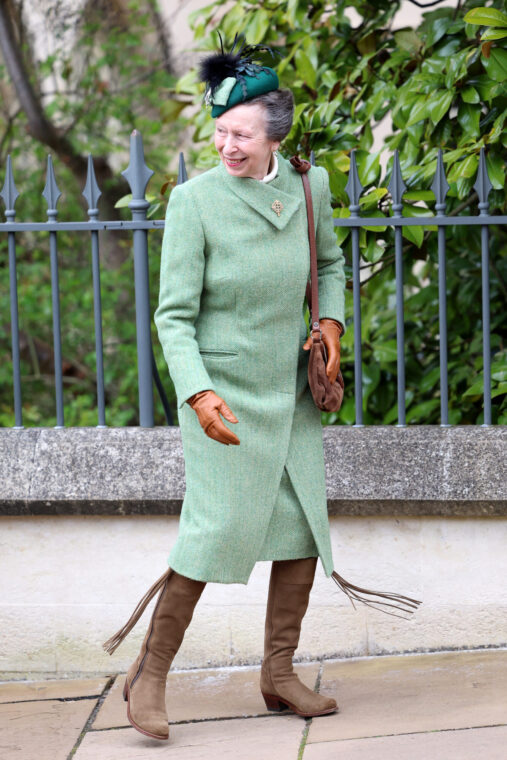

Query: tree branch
404;0;451;7
0;2;91;178
360;252;395;270
0;106;21;159
360;255;396;284
146;0;174;76
0;1;55;145
0;0;130;267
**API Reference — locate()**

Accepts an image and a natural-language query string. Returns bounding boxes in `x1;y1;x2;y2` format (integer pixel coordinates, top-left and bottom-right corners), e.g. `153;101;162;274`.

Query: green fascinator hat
198;32;282;118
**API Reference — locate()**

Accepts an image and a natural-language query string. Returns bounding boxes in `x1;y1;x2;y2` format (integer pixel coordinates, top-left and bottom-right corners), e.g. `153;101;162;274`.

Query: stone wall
1;426;506;677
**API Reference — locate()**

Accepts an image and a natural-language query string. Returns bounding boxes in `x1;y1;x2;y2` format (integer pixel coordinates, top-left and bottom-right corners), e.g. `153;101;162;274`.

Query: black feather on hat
198;31;282;103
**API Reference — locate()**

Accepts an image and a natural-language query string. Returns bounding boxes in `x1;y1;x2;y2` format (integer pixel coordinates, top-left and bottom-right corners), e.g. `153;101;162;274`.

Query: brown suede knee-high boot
102;568;206;740
260;557;338;717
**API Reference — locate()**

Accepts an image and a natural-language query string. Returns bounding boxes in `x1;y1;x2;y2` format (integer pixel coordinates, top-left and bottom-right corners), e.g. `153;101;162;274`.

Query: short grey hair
244;88;295;143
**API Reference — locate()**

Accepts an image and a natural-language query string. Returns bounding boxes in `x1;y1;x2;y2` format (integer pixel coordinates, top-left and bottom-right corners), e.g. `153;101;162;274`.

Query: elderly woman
102;34;419;742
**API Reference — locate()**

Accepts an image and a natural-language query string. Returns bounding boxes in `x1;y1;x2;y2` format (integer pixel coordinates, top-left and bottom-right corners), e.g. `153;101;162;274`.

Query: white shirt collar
260;152;278;183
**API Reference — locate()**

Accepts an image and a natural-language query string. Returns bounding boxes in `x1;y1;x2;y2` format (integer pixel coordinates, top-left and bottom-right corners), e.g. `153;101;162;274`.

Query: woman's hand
302;318;343;385
187;390;240;445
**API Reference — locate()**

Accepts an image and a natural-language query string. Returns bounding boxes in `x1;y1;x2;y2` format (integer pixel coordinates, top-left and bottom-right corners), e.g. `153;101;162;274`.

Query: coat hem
168;558;251;585
167;554;328;585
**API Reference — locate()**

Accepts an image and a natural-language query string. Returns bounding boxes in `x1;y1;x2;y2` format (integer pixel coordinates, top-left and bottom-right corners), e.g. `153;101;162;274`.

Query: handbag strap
289;156;321;341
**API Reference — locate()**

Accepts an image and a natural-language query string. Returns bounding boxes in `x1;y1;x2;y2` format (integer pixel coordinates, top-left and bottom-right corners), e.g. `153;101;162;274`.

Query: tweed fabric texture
257;466;319;559
154;153;346;584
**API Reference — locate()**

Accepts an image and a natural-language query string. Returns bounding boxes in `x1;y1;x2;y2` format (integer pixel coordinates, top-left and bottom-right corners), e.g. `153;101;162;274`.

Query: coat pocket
198;348;239;359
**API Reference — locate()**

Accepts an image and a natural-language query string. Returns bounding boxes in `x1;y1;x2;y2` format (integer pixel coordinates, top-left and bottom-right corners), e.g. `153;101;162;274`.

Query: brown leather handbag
290;156;344;413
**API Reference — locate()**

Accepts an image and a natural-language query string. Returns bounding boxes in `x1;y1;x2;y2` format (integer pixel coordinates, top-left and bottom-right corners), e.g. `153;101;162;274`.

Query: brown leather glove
302;318;343;385
186;390;240;445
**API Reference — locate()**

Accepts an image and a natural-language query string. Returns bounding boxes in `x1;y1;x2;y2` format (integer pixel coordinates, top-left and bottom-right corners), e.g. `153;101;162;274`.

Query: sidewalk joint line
296;659;327;759
310;723;507;745
66;675;116;759
1;694;101;705
90;711;300;732
297;718;312;760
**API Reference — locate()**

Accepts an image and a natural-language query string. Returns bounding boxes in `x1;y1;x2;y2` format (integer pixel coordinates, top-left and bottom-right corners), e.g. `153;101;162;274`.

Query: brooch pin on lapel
271;200;283;217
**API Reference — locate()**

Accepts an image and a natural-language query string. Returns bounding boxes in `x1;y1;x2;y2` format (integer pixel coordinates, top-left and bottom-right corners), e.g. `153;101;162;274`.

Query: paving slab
302;725;507;760
307;649;507;744
77;715;304;759
0;676;109;703
93;662;319;728
0;698;98;760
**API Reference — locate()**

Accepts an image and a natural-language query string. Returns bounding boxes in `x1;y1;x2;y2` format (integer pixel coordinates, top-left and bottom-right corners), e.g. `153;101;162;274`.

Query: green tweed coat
154;152;346;584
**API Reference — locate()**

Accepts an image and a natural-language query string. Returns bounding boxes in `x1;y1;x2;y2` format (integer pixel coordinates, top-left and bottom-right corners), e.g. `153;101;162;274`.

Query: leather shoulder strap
289;156;320;338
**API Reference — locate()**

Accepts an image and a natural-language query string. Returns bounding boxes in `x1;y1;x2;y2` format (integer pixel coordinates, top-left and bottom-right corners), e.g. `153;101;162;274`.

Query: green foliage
464;6;507;41
0;0;184;427
0;229;170;427
1;1;183;174
1;0;506;427
176;0;507;426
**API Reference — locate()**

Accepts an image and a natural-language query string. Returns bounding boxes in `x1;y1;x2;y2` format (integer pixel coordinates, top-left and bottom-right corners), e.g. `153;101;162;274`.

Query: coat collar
217;154;301;230
260;151;278;182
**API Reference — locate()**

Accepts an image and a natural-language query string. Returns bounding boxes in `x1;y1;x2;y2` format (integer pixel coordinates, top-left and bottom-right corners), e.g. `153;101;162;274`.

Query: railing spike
121;129;154;203
345;149;362;216
387;150;406;214
177;152;188;184
431;148;449;212
473;147;493;215
82;154;102;218
42;155;62;220
0;155;20;220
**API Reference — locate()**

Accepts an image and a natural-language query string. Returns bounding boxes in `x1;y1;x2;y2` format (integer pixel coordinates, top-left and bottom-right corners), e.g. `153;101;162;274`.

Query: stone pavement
1;649;506;759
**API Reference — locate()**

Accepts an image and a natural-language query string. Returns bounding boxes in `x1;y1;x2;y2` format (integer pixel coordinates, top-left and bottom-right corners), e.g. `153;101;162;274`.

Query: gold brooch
271;200;283;217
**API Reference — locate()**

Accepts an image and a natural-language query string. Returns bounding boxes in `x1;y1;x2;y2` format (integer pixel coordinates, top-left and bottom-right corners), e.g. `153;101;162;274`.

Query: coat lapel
218;157;302;230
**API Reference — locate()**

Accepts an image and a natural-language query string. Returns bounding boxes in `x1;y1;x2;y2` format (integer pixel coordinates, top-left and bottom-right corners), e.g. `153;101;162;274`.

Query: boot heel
262;692;287;712
122;678;128;702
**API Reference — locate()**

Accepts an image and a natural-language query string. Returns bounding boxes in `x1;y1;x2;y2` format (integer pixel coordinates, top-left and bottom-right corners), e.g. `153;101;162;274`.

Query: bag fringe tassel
331;570;422;620
102;567;173;655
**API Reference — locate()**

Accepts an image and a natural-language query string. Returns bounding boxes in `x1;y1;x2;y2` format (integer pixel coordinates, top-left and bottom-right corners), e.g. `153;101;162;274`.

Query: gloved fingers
326;355;340;384
303;331;341;382
319;320;342;384
218;400;239;423
204;414;240;445
322;339;341;384
303;319;343;353
190;391;240;444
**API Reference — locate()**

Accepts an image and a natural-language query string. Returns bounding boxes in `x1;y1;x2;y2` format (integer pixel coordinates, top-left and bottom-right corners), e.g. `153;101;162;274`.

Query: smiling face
214;103;281;180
